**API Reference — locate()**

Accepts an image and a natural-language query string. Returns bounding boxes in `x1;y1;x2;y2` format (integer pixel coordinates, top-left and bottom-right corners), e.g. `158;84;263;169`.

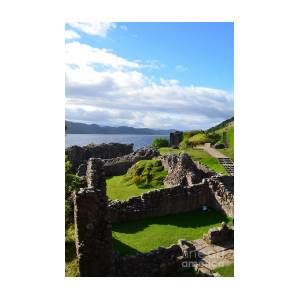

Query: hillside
65;121;174;135
207;117;234;160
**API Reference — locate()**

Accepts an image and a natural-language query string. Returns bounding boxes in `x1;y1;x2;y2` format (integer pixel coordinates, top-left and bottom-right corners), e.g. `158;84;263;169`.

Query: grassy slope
159;147;228;175
214;263;234;277
112;210;231;255
215;125;234;160
106;159;167;201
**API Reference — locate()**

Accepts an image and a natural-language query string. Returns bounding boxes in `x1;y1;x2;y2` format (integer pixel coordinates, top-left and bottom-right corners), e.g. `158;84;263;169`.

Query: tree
152;138;169;148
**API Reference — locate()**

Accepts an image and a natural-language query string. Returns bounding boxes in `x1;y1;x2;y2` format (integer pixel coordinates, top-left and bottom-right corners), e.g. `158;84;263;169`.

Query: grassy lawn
214;263;234;277
112;210;231;255
106;175;156;200
159;147;228;175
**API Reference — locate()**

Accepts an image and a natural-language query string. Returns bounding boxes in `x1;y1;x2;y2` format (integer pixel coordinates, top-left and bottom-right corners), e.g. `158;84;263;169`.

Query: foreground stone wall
108;180;213;223
66;143;133;172
73;158;114;276
114;244;183;276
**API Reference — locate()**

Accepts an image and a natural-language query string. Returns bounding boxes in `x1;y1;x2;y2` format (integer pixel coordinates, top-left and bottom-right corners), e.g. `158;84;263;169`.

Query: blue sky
65;22;233;130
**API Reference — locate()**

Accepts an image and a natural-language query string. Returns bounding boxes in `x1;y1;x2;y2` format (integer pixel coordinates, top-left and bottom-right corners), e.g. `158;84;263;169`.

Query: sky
65;22;233;130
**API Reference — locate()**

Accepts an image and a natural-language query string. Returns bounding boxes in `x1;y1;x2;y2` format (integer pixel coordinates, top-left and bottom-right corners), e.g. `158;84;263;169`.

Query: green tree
152;138;169;148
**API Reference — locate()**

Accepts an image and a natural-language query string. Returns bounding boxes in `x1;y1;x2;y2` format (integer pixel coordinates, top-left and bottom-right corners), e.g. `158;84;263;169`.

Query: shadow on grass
112;210;230;234
112;236;141;256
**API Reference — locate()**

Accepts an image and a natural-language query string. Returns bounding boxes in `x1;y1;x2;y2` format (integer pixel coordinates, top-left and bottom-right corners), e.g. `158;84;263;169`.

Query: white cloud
65;42;140;70
65;42;233;130
67;22;116;37
65;30;80;40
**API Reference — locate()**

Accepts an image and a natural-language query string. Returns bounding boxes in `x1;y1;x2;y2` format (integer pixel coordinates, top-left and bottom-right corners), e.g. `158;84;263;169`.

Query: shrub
152;138;169;148
65;156;82;225
188;133;210;146
215;143;225;149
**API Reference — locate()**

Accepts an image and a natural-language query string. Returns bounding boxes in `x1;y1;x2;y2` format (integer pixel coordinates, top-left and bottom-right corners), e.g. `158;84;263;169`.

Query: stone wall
77;147;160;177
160;153;208;187
108;180;213;223
207;176;234;217
108;176;234;223
203;222;234;246
114;244;183;276
72;158;114;276
170;131;183;146
66;143;133;172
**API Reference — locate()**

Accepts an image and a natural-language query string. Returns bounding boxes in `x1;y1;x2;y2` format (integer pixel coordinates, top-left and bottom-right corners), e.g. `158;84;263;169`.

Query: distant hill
65;121;175;135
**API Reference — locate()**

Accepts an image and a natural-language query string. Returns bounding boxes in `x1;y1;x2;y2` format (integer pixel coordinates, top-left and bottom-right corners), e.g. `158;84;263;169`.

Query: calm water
65;134;169;150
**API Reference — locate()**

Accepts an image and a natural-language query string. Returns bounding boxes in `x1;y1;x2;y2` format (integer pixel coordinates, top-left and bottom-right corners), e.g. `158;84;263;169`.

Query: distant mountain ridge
65;121;175;135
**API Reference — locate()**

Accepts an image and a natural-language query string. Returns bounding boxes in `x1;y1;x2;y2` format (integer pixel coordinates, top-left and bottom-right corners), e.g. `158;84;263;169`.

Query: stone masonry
169;131;183;147
77;146;160;177
160;153;208;187
73;158;114;276
66;143;133;172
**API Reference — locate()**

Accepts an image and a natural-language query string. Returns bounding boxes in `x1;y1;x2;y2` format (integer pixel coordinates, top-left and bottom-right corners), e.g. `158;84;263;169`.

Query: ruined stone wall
108;176;234;223
207;176;234;217
108;180;213;223
77;147;160;177
73;158;114;276
66;143;133;172
169;131;183;146
114;244;183;276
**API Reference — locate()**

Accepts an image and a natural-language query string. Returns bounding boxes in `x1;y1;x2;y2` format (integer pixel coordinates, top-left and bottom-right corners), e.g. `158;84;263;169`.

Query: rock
203;223;234;246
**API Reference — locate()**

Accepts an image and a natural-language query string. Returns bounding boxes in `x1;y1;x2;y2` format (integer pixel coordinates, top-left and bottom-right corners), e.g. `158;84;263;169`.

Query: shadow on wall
112;210;229;235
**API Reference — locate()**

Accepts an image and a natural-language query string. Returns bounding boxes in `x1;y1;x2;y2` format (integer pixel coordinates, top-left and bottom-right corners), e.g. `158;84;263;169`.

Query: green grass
214;263;234;277
159;147;228;175
112;210;231;255
106;160;167;201
65;224;79;277
106;175;158;200
215;125;234;160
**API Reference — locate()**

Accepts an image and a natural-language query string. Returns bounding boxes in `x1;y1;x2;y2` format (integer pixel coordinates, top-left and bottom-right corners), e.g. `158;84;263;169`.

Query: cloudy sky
65;22;233;130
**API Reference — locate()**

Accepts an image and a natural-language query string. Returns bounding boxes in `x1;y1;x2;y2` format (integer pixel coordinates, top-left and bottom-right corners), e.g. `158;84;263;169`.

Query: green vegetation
65;157;82;276
65;224;78;277
214;263;234;277
65;156;82;225
112;210;231;255
159;147;228;175
106;159;167;200
152;137;169;148
215;125;234;160
178;130;221;148
65;156;81;197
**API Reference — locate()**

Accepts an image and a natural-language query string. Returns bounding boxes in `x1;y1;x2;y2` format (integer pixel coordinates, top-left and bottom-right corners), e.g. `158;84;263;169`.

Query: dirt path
196;143;227;158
